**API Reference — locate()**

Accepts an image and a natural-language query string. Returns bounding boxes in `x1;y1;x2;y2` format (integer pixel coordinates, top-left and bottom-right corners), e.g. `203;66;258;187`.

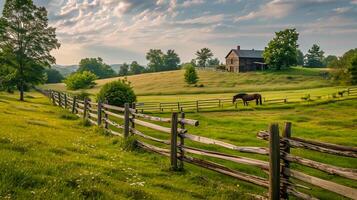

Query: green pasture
42;67;334;96
0;92;256;200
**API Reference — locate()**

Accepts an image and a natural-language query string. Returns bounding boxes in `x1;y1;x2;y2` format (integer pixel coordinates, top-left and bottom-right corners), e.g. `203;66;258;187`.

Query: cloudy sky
1;0;357;65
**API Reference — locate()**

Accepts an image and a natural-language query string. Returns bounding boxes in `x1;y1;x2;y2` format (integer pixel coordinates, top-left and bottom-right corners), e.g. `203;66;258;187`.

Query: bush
184;65;198;85
97;79;136;107
64;71;97;90
75;90;91;101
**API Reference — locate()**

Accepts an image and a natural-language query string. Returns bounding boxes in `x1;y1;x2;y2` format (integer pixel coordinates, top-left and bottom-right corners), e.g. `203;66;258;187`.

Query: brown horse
233;93;262;106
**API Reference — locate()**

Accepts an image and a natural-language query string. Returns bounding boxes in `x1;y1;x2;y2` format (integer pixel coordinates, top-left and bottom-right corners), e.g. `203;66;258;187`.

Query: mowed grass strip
42;67;333;96
0;92;262;200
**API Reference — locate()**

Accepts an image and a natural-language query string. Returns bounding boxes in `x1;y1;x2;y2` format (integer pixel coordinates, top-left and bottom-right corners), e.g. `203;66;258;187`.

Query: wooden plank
130;128;170;145
88;112;98;119
132;118;187;134
102;103;136;113
257;131;357;158
103;110;124;119
182;133;269;155
290;169;357;200
285;154;357;180
290;136;357;152
182;156;269;188
131;112;199;126
104;128;123;137
88;118;97;125
97;100;102;126
269;123;280;200
181;146;269;170
104;118;124;130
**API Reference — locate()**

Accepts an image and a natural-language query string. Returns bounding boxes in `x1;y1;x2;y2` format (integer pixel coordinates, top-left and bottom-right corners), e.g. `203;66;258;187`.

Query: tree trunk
19;81;24;101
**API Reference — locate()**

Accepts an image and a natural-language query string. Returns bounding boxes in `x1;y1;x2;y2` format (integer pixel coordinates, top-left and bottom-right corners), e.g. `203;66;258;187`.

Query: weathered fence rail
134;87;357;113
38;88;357;200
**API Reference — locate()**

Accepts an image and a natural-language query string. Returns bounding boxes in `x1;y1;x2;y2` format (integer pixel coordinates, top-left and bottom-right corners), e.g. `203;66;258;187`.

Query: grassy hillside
0;92;257;199
1;91;356;199
42;67;333;96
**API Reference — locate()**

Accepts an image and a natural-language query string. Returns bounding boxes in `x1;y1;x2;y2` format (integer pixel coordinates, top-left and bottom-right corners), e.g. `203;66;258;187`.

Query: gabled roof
225;49;264;59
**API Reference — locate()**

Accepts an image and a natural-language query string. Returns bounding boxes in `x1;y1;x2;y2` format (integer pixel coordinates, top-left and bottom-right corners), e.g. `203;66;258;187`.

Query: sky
0;0;357;65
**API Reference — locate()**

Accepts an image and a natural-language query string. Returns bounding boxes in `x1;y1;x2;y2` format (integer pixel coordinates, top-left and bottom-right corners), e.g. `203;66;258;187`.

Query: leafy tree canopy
329;48;357;85
45;68;64;83
146;49;180;72
97;78;136;107
64;71;97;90
78;57;116;79
296;49;304;66
207;58;220;67
324;55;338;67
184;64;199;85
0;0;60;100
195;48;213;67
305;44;325;67
263;28;299;70
119;63;129;76
129;61;145;75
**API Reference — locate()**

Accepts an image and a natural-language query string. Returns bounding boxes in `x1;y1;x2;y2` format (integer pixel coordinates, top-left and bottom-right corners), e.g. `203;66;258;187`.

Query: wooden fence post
281;122;292;200
58;92;62;107
51;91;55;105
64;94;67;109
97;100;102;126
196;100;199;112
170;112;178;170
72;96;77;114
104;99;109;129
124;103;130;138
131;103;136;130
83;98;88;120
269;123;280;200
179;112;185;170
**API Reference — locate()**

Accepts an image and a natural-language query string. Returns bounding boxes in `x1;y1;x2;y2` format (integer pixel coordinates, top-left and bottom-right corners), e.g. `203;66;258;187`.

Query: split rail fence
38;89;357;200
135;87;357;113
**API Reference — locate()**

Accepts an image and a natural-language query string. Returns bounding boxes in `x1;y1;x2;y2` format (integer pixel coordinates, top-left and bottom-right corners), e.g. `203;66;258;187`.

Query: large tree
129;61;145;75
263;28;299;70
163;49;180;71
0;0;60;100
195;48;213;68
296;49;304;66
118;63;129;76
323;55;338;67
305;44;325;67
146;49;164;72
329;48;357;84
78;57;115;78
45;68;63;83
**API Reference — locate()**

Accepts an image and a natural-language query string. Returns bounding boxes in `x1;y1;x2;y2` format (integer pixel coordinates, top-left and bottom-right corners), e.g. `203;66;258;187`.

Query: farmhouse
225;45;266;73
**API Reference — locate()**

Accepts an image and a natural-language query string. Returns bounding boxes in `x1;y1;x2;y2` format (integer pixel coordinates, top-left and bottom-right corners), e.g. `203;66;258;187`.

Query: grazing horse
233;93;262;106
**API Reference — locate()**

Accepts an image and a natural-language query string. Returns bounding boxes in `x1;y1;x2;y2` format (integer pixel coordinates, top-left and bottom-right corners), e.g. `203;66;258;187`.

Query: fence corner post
269;123;280;200
170;112;178;170
281;122;292;200
97;100;102;126
124;103;130;138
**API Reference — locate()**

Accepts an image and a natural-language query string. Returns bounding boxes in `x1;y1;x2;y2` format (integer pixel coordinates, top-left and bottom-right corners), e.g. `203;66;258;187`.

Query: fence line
37;88;357;200
134;87;357;113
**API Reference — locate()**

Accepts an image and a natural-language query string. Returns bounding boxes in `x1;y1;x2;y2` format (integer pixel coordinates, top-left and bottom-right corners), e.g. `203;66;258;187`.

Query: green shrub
184;65;198;85
75;90;91;101
96;79;136;107
64;71;97;90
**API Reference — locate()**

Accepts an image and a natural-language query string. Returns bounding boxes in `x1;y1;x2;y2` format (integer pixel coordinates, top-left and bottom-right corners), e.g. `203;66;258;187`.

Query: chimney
237;45;240;51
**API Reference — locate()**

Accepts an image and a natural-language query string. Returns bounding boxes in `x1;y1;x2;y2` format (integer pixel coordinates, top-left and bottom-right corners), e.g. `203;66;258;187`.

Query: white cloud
182;0;205;8
235;0;294;22
175;14;224;25
333;7;351;14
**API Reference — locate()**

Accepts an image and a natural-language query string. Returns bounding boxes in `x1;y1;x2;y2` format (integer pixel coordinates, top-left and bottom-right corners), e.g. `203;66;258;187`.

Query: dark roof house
225;45;266;73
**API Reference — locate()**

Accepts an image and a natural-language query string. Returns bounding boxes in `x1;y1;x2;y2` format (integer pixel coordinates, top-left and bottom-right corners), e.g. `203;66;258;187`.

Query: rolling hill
42;67;333;96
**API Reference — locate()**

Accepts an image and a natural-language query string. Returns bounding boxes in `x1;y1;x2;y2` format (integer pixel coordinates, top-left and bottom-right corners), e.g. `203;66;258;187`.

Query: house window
231;59;234;64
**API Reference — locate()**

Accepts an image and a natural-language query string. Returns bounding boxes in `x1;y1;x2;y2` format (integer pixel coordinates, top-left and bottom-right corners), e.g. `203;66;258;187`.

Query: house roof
225;49;264;59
